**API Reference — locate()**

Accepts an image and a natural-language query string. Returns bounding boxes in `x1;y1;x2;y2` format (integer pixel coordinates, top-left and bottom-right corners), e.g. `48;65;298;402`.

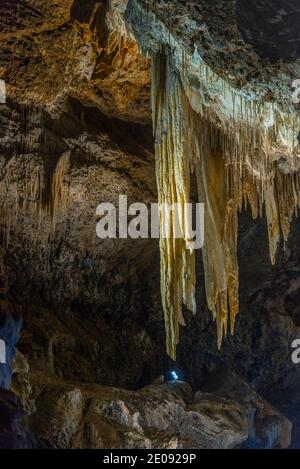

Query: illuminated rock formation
0;0;300;449
0;0;150;122
0;0;156;389
126;0;300;358
0;0;149;248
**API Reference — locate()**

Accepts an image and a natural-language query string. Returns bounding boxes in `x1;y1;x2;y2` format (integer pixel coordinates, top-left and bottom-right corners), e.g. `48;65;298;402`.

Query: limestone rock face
25;371;291;449
0;3;155;392
12;349;35;420
197;370;292;449
126;0;300;359
0;0;298;394
126;0;300;114
0;0;150;122
0;96;159;389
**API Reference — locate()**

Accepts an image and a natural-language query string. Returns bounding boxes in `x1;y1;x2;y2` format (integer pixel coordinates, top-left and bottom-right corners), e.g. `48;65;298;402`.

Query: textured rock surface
126;0;300;110
0;0;150;122
199;370;292;449
237;0;300;62
126;0;300;359
0;0;298;396
176;213;300;396
0;97;160;389
0;0;299;450
20;370;290;449
0;389;35;449
0;0;157;393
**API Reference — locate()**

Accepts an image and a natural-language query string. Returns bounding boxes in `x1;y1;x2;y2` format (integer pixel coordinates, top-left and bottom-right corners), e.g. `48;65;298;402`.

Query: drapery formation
151;47;300;359
0;106;71;247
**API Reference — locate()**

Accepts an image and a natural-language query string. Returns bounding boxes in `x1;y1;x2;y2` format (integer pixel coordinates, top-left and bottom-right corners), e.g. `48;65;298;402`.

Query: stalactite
49;151;71;233
0;104;71;250
151;45;300;359
152;51;196;359
92;0;141;83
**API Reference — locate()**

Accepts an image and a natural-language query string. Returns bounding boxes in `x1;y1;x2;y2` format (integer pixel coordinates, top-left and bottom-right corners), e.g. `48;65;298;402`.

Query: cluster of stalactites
0;152;70;248
0;106;71;247
152;48;300;359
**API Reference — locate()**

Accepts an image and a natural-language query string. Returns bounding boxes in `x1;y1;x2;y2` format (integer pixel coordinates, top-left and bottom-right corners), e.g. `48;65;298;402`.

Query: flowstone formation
125;0;300;359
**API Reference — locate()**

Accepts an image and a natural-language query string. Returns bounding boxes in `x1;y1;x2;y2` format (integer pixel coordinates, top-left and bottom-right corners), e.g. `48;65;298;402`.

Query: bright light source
170;371;178;381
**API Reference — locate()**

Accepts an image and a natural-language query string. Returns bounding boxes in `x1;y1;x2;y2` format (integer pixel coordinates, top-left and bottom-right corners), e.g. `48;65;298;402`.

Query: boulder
200;370;292;449
25;372;291;449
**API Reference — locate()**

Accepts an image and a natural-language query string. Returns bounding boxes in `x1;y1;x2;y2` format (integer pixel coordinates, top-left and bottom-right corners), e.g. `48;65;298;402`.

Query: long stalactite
152;51;197;359
151;46;300;359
